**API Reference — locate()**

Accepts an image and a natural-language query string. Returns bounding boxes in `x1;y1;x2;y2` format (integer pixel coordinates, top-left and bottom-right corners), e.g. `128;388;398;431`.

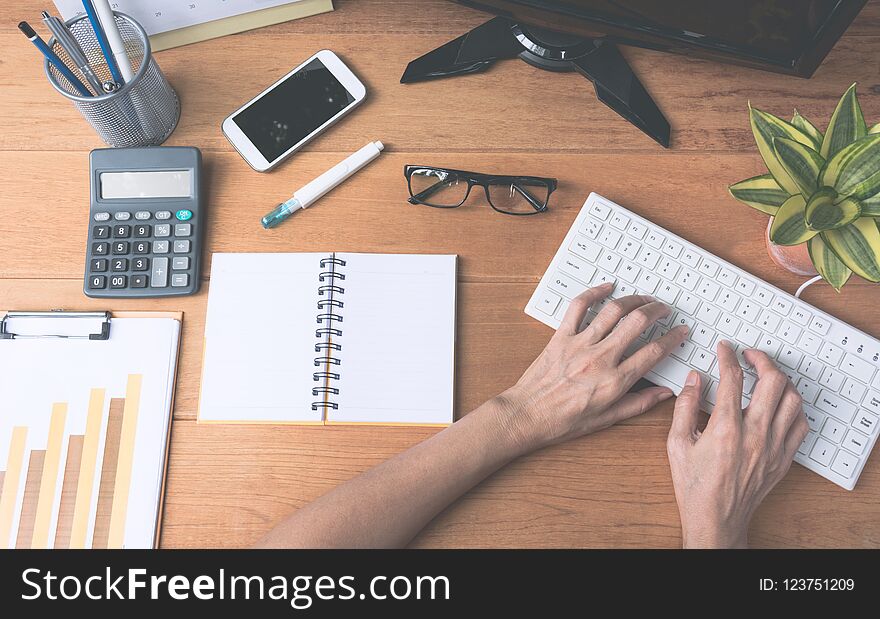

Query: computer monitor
456;0;867;77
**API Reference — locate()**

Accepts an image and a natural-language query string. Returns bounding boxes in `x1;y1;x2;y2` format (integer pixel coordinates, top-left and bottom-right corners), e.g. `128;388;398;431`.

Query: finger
771;384;805;448
602;301;673;357
619;324;689;382
742;349;789;433
781;409;810;465
599;386;675;426
669;370;702;444
582;294;654;343
557;283;614;336
706;340;744;432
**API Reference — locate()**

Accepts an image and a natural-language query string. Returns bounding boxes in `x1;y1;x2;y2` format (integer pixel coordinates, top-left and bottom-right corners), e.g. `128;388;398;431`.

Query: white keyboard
526;193;880;490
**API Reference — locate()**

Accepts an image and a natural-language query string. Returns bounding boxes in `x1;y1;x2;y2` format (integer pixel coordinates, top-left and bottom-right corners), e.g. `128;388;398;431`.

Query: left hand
498;283;689;452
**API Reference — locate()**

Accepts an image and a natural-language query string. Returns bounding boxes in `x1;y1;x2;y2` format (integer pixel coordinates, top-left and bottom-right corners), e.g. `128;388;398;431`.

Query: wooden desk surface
2;0;879;548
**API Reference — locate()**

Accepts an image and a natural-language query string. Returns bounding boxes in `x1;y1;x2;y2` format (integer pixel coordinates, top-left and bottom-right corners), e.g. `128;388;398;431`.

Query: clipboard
0;310;182;549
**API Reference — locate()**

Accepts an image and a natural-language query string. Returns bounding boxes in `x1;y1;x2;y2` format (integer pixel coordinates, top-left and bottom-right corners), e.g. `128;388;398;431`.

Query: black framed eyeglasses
404;165;557;215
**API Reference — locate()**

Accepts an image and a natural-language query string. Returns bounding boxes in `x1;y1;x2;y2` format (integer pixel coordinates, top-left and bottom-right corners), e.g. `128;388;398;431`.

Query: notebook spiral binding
312;255;347;412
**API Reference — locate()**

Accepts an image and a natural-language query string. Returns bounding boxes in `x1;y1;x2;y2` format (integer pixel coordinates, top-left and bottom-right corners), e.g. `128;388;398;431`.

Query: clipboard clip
0;311;112;340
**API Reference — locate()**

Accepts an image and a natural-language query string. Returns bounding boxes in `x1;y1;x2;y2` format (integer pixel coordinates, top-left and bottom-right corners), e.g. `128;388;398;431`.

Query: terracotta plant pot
765;218;818;277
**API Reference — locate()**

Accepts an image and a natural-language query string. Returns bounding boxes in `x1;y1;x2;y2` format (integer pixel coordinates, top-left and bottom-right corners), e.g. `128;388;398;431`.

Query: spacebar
645;356;693;392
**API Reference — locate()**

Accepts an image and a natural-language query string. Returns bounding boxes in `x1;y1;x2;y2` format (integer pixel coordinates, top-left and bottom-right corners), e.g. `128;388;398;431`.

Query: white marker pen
261;141;385;229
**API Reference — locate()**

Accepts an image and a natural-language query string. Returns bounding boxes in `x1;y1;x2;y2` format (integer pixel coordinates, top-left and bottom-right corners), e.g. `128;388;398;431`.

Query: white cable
795;275;823;299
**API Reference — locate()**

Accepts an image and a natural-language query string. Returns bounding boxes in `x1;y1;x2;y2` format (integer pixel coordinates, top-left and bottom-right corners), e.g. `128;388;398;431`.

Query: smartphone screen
232;58;356;163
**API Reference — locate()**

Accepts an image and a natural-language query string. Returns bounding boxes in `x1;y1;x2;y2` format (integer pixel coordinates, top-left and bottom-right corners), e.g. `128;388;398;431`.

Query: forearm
254;395;531;548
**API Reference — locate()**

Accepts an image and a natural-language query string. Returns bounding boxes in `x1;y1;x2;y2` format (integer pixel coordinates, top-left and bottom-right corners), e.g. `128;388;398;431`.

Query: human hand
666;341;809;548
499;283;689;453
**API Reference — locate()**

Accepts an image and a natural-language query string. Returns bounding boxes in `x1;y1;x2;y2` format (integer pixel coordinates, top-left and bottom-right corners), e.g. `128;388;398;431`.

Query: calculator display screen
232;58;356;162
100;170;192;199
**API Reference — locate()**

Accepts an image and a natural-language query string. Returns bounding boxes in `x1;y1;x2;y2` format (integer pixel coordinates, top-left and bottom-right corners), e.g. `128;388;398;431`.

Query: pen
262;141;386;229
80;0;123;85
41;11;103;92
93;0;134;82
18;21;92;97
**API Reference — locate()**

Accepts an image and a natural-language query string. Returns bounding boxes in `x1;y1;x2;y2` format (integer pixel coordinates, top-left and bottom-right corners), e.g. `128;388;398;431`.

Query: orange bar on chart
31;404;67;548
16;451;45;548
108;374;142;548
0;427;28;548
70;388;105;549
54;435;84;549
93;398;125;549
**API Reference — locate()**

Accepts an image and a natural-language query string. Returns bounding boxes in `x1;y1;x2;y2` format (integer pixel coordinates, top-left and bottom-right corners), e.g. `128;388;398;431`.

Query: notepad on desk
198;253;457;426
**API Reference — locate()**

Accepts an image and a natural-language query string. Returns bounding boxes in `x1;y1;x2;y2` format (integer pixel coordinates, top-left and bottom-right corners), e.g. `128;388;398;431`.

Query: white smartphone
221;50;367;172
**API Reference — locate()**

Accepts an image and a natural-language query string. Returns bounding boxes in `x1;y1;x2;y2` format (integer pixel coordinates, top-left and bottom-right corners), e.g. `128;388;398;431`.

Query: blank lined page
329;253;456;425
199;253;323;423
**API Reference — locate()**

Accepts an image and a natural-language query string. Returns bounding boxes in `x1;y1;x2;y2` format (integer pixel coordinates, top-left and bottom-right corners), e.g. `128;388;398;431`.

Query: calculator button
111;258;128;272
133;224;151;238
171;274;189;287
90;258;107;272
173;240;191;253
132;257;150;271
88;275;107;289
131;274;148;288
113;211;131;221
94;212;110;222
113;224;131;238
92;242;109;256
155;224;171;237
151;257;169;288
174;223;192;237
133;241;150;254
176;209;193;221
153;240;170;254
109;275;127;289
156;210;172;220
172;257;190;270
93;225;110;239
112;241;129;255
135;211;151;220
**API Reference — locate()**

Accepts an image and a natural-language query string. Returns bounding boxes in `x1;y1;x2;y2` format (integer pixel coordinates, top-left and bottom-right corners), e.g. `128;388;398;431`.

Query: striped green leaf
769;195;818;245
772;137;824;196
749;104;815;195
728;174;789;214
819;133;880;201
820;83;867;159
808;235;852;291
860;193;880;217
822;218;880;282
871;123;880;135
792;110;824;151
804;188;861;230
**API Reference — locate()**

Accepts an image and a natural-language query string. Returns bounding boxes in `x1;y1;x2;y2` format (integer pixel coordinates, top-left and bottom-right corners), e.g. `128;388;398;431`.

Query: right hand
666;341;809;548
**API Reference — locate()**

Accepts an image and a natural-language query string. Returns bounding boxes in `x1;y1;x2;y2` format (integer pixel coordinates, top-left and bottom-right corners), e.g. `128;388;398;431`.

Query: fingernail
685;371;699;386
719;339;732;350
659;389;674;401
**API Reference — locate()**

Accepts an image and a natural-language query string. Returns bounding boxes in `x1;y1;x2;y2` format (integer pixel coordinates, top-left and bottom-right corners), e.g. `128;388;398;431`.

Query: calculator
85;147;204;298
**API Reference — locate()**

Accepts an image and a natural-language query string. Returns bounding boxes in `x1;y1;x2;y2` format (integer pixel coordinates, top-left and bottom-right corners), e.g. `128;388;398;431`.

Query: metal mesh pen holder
44;12;179;147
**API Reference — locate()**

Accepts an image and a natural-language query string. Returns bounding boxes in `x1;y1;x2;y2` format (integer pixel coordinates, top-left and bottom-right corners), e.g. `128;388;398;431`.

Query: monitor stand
401;16;671;148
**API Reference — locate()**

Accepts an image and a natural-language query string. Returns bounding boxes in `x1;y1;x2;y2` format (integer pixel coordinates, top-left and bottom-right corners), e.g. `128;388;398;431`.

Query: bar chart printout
0;315;180;549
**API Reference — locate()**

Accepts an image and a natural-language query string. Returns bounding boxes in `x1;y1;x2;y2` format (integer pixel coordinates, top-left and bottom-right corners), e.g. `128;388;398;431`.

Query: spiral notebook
198;253;457;426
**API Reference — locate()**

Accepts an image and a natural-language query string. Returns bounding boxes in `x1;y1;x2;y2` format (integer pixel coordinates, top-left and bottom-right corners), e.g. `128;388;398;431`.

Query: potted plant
728;84;880;291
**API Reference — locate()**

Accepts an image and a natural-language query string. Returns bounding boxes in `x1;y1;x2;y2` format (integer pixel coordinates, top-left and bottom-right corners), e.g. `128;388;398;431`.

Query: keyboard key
570;235;602;261
734;323;759;347
173;240;191;254
109;275;127;289
90;258;107;272
626;221;647;239
842;429;868;455
695;278;720;302
818;342;843;366
863;390;880;414
777;322;802;345
599;251;621;273
796;378;820;404
678;292;700;315
753;287;773;306
589;200;611;220
609;211;630;230
798;357;823;381
645;230;665;249
796;332;822;356
549;271;585;299
113;224;131;238
692;348;714;372
619;239;640;260
756;309;781;333
111;258;128;272
755;334;781;358
560;254;597;284
151;257;169;288
854;411;878;434
734;278;755;296
803;405;824;431
840;353;875;384
697;259;719;278
649;355;694;388
132;257;150;271
809;437;836;467
113;211;131;221
636;248;661;270
815;390;857;423
656;282;680;305
718;268;737;288
818;366;844;392
717;290;740;312
671;312;696;332
662;239;683;258
618;261;640;283
171;274;189;287
657;257;679;280
830;449;859;478
821;417;846;443
555;300;570;320
798;431;818;455
809;315;831;336
92;242;108;256
841;378;867;404
131;274;148;288
93;225;110;239
717;314;741;337
736;300;760;322
674;268;698;291
695;303;720;326
93;211;110;222
791;307;811;326
598;228;622;249
88;275;106;289
681;248;700;268
771;296;793;315
635;271;659;294
671;339;696;362
582;218;602;239
777;346;803;370
592;271;616;288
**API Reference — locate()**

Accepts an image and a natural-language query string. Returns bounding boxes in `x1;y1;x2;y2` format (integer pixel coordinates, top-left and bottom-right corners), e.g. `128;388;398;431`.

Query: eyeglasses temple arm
510;182;547;211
